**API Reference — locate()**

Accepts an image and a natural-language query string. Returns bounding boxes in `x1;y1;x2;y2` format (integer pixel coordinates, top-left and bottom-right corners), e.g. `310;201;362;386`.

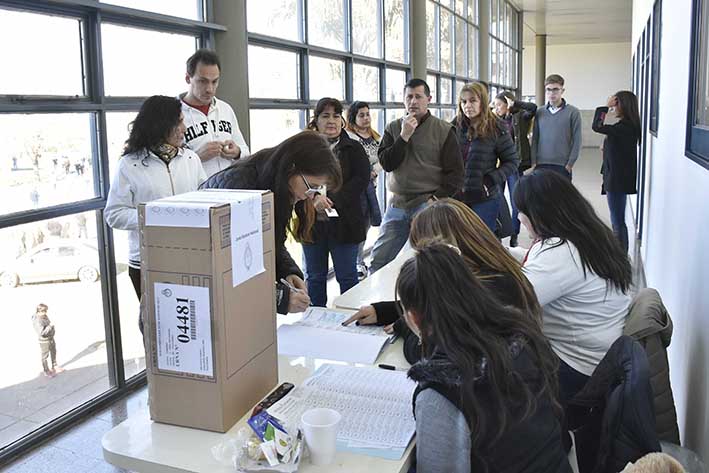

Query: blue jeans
369;202;428;274
606;191;629;252
469;196;501;233
302;236;359;308
536;163;572;181
506;171;521;235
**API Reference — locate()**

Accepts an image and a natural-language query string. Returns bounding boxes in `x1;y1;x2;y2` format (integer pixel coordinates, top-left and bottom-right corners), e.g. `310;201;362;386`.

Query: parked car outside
0;239;100;288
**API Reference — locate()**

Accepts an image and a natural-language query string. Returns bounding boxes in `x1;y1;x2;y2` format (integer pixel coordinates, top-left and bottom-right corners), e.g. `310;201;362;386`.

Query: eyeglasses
301;173;325;196
545;87;563;93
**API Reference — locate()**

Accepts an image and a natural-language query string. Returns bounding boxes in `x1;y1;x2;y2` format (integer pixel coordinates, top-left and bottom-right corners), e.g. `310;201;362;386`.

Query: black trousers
128;267;144;334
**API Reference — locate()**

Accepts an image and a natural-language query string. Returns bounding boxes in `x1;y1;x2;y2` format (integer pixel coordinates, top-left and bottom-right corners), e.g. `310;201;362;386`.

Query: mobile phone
251;382;295;417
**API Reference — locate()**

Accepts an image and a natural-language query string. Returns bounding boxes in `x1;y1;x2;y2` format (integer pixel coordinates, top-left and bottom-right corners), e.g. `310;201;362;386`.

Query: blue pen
387;333;400;344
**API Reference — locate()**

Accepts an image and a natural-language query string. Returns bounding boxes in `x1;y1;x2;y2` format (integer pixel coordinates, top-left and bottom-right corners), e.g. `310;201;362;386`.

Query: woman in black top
399;244;570;473
591;91;641;252
201;131;342;314
304;98;371;306
343;198;540;364
453;82;519;232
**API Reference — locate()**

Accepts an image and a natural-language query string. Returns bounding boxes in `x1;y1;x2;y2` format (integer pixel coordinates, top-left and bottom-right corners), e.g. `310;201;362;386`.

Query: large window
0;1;217;460
488;0;521;98
687;0;709;168
246;0;412;152
427;0;480;119
246;0;411;276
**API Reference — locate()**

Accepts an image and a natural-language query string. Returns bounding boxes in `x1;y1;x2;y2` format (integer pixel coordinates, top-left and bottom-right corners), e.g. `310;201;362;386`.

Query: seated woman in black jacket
591;91;641;252
304;98;370;307
343;198;540;364
399;243;571;473
201;131;342;314
453;82;519;231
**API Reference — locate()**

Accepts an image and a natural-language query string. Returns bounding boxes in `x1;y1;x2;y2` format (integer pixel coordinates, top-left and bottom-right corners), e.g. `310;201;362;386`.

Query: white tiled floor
3;149;607;472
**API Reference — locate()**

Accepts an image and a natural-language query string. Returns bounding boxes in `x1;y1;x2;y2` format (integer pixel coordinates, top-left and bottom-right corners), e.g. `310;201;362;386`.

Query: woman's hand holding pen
284;275;310;313
342;305;378;326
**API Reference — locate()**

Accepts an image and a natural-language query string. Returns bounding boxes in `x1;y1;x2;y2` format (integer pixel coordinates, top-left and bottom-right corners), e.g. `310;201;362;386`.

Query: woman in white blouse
511;170;632;406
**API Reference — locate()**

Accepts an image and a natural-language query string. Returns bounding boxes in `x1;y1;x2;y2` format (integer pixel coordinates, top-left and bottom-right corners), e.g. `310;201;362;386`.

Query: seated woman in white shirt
511;169;632;406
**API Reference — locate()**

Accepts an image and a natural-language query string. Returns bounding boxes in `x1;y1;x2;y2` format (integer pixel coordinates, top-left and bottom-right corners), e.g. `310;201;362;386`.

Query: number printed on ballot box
154;282;213;377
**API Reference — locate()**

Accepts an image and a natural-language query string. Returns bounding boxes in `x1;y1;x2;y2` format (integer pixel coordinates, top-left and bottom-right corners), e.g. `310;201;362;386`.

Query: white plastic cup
301;408;342;466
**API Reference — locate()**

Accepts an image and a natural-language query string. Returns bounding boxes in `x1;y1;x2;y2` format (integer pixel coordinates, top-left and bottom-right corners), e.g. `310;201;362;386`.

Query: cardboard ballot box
138;190;278;432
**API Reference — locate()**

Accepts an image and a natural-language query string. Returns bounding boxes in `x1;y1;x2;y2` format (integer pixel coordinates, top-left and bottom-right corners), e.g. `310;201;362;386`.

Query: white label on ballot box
154;282;213;377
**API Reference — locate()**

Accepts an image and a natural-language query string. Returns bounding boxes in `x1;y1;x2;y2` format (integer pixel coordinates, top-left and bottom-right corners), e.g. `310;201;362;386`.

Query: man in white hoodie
180;49;250;177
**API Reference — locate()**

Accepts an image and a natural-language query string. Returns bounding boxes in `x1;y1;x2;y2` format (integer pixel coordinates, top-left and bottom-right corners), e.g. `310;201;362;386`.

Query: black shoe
510;234;518;248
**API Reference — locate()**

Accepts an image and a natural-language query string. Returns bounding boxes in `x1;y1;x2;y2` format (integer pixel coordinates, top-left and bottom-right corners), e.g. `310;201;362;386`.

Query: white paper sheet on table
267;364;416;458
277;308;390;364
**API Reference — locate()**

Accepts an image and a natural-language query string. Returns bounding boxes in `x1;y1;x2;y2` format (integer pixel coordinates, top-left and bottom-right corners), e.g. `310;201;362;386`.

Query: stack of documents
267;364;416;459
277;308;390;364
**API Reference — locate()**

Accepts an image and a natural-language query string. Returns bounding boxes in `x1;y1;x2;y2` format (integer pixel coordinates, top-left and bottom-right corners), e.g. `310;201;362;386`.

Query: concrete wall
522;42;632;147
633;0;709;460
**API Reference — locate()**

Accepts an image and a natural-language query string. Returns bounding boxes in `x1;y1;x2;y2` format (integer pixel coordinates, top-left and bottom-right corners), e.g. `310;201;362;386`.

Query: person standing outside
33;303;59;377
531;74;582;180
180;49;250;178
369;78;463;273
591;91;641;252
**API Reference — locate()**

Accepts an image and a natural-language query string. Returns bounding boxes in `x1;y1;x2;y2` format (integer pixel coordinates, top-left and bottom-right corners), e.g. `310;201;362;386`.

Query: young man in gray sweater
531;74;582;180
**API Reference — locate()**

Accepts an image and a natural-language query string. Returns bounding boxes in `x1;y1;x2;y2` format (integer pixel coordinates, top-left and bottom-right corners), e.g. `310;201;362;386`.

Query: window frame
0;0;221;464
686;0;709;169
426;0;481;118
649;0;662;135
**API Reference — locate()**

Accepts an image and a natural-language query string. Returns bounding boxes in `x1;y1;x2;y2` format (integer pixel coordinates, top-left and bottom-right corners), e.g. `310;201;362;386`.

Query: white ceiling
509;0;633;46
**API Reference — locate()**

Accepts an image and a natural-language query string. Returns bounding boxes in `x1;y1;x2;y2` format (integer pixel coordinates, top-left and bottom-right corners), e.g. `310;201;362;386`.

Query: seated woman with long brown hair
399;243;571;472
343;198;540;363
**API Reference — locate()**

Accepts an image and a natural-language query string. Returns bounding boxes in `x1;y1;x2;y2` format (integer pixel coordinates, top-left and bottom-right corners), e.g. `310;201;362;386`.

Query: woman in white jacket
105;95;206;311
511;170;632;407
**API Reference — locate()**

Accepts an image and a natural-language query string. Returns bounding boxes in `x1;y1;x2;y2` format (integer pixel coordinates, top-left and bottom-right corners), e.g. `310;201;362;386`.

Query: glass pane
501;2;508;44
385;69;407;102
101;0;201;19
248;46;299;99
697;0;709;126
490;0;498;37
456;0;465;16
427;74;438;103
468;0;477;24
353;0;382;58
0;114;97;216
440;78;453;105
0;9;83;96
385;108;406;123
353;63;381;102
0;212;109;450
440;8;453;73
441;108;456;122
369;108;384;135
455;18;466;76
247;0;300;42
309;56;345;100
491;40;498;83
385;0;407;63
426;1;438;70
468;27;478;78
308;0;346;50
249;109;303;153
106;111;138;178
102;24;196;96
